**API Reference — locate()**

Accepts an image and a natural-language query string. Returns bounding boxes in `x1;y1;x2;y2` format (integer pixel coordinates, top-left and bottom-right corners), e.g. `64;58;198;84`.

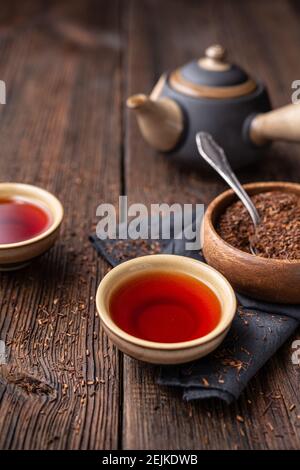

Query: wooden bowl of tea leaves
203;182;300;304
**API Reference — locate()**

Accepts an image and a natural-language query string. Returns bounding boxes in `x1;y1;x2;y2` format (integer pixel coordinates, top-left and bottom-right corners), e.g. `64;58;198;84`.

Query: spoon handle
196;132;261;227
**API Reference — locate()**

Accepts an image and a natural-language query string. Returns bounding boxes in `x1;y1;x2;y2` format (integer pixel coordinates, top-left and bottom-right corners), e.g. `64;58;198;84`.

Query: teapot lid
169;45;257;99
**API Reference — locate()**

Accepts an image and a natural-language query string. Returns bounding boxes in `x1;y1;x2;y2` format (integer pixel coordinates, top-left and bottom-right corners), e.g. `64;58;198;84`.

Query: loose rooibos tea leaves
110;271;221;343
0;197;51;244
217;191;300;260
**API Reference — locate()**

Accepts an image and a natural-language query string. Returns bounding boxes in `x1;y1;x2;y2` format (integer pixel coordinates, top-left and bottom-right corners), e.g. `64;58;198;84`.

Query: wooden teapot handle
250;103;300;146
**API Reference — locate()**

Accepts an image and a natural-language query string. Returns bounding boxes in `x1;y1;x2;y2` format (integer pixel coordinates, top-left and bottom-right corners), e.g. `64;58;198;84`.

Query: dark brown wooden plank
0;0;122;449
123;0;300;449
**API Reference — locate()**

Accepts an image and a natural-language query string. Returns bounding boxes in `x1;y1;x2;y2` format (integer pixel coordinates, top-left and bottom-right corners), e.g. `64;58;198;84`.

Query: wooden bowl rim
205;181;300;266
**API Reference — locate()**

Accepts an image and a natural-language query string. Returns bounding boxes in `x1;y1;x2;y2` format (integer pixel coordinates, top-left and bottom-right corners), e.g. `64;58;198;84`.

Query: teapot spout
126;93;150;110
126;94;183;152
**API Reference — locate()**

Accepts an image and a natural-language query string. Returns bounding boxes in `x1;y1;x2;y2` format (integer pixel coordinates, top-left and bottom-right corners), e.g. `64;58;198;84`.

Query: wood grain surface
0;0;299;450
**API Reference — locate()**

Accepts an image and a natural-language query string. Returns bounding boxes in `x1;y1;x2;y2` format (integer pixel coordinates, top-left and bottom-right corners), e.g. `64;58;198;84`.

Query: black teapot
127;45;300;169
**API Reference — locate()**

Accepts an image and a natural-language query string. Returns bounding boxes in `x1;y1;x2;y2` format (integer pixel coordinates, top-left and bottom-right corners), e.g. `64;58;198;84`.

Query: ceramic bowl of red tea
0;183;63;270
96;254;236;364
203;182;300;304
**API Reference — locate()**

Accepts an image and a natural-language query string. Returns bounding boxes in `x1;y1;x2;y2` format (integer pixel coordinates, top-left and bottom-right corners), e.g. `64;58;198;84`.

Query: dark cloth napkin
90;223;300;404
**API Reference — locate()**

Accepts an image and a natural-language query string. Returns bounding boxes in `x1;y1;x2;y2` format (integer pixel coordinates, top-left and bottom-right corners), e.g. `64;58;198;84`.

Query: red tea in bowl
110;271;221;343
0;197;52;244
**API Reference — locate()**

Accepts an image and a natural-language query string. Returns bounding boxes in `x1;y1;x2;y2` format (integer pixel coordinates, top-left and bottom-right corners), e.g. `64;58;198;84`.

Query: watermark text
291;80;300;104
0;80;6;104
96;197;204;250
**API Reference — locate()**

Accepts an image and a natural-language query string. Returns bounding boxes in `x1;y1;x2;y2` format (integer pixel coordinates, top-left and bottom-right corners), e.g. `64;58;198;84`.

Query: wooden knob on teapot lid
199;44;230;71
205;44;226;61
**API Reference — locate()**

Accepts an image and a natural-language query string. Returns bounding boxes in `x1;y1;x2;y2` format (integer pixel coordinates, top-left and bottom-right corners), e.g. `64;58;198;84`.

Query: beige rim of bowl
0;183;64;249
96;254;237;351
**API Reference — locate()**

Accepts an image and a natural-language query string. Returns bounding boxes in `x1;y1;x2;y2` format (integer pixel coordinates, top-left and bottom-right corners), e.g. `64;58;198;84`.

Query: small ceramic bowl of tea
0;182;64;270
203;181;300;304
96;254;236;364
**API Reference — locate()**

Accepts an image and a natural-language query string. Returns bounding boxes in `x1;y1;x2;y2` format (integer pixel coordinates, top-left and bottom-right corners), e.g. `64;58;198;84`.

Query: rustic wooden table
0;0;299;450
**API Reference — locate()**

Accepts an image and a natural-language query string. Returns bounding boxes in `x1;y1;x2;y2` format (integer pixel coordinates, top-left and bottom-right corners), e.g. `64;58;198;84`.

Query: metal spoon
196;131;260;255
